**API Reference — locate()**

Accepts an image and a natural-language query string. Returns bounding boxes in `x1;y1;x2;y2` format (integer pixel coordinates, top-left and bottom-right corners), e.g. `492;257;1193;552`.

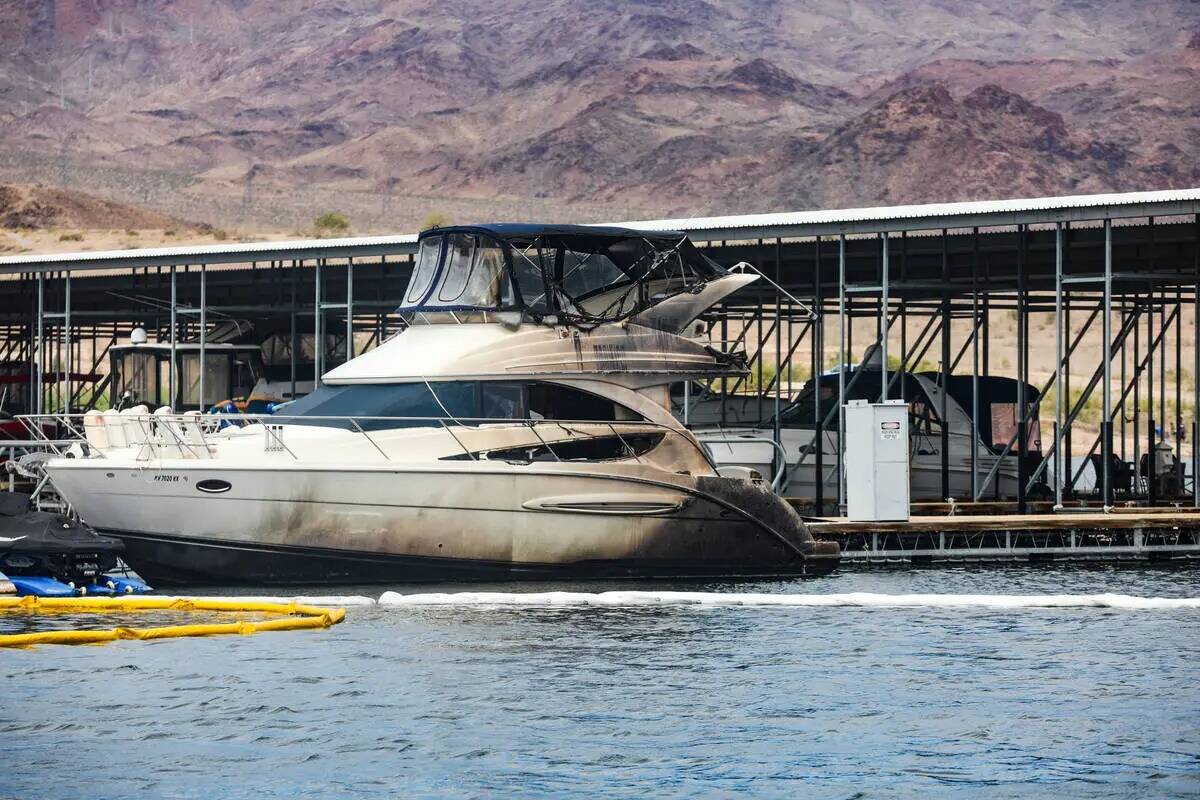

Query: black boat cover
0;493;124;557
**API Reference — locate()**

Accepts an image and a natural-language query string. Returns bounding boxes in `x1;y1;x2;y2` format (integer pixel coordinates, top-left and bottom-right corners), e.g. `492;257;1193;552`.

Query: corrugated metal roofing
1;188;1196;272
0;233;419;270
615;188;1200;234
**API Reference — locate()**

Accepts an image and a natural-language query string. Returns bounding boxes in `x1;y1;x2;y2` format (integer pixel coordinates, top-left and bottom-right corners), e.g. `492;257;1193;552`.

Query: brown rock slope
0;183;191;231
0;1;1197;227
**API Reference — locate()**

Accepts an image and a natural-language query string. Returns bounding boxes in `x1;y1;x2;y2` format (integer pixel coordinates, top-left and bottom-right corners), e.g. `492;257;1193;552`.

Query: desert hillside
0;1;1196;231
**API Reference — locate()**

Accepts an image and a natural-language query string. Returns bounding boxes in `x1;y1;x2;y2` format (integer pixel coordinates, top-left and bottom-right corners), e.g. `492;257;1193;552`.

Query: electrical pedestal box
844;399;910;522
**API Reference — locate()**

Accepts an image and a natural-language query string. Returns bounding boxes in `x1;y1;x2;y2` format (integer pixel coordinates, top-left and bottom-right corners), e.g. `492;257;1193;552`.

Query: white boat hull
47;458;840;584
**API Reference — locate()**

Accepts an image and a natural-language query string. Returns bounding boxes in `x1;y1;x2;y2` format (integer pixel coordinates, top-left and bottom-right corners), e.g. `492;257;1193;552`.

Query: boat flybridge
33;224;839;584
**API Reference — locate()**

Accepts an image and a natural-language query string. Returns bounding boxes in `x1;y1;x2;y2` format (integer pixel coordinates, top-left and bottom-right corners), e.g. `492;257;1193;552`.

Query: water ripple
2;567;1199;799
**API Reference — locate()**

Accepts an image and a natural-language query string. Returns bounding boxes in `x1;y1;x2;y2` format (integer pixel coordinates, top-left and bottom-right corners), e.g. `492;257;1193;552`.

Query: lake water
3;566;1199;799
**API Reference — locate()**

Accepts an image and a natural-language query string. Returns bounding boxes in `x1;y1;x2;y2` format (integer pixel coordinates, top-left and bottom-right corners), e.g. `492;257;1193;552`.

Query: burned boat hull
49;462;839;585
106;531;840;585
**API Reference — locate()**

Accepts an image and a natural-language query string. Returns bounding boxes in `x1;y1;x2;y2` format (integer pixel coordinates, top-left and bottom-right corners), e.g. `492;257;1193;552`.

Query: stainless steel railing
15;412;720;471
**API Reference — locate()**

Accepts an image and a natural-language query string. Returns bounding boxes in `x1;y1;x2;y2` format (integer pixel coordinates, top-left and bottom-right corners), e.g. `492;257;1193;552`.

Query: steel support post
1054;223;1064;506
346;257;355;363
1147;294;1154;503
971;227;981;498
62;273;71;413
837;235;847;510
940;229;951;500
1175;287;1183;494
1134;296;1141;490
810;237;821;511
1016;225;1027;512
199;263;207;409
756;242;765;423
290;260;298;401
1194;213;1199;506
315;259;323;386
880;233;889;400
170;265;177;407
1063;223;1073;498
35;274;43;414
773;239;782;469
1102;219;1113;505
899;232;907;402
1160;289;1166;452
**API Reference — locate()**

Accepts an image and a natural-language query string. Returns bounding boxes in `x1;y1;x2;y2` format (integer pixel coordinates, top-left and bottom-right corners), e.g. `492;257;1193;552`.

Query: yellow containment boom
0;595;346;648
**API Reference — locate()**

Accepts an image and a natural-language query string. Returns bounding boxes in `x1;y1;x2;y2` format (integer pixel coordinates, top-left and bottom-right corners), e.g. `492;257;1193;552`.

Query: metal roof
425;223;687;241
0;233;420;273
1;188;1196;275
617;188;1200;241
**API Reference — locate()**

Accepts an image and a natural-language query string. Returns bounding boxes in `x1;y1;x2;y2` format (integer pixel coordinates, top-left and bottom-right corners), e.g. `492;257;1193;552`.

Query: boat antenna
730;261;817;320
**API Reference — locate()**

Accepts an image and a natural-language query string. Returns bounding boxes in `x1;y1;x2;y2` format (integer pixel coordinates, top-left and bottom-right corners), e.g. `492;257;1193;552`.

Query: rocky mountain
0;0;1197;230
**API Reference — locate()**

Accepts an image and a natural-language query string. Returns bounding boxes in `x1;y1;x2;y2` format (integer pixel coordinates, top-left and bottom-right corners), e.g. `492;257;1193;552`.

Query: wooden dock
805;510;1200;566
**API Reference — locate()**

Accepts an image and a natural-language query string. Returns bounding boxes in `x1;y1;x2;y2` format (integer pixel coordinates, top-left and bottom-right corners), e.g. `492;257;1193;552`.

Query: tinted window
279;382;475;430
449;433;664;463
276;380;641;429
481;382;525;419
529;382;625;421
114;351;163;407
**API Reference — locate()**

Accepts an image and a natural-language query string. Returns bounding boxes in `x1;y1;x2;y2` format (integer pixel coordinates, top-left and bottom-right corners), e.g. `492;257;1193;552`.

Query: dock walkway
806;510;1200;566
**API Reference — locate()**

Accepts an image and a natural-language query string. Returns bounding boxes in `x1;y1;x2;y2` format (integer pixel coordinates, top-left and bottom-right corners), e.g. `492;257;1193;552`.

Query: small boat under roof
38;224;840;584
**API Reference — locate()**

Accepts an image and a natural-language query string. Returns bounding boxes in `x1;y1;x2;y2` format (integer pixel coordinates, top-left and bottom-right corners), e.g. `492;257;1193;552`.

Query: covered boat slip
1;190;1199;532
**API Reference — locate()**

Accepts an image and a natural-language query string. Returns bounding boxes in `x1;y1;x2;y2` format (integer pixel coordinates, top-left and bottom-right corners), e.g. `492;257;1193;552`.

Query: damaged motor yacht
35;224;839;584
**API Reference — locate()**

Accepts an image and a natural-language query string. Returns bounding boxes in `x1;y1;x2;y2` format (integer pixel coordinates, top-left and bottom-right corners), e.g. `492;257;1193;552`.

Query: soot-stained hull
52;463;840;586
108;530;840;586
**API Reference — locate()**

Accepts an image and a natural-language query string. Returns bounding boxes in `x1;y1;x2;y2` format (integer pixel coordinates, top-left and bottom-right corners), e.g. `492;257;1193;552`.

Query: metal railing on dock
808;511;1200;566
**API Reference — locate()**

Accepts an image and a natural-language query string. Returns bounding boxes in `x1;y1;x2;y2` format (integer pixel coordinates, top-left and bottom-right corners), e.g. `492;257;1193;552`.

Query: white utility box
844;399;910;521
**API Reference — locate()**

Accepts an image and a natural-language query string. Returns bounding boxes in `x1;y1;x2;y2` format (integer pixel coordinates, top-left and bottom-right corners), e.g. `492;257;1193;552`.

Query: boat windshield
402;233;513;312
398;225;724;326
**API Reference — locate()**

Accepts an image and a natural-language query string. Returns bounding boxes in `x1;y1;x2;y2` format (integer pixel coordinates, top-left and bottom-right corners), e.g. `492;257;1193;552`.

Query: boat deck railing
15;412;724;473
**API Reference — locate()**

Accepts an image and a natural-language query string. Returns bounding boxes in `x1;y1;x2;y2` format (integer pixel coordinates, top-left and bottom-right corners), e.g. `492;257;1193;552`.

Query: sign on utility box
844;399;910;522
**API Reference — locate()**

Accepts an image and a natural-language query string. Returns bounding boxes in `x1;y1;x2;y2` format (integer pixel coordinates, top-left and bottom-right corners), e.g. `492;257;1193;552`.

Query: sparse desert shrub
421;212;450;231
212;228;229;241
314;211;350;236
58;231;84;242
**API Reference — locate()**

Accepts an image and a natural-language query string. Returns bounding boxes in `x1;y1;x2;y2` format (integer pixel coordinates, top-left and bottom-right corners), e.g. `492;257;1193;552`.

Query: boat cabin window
454;432;665;463
527;382;638;421
934;374;1043;455
481;382;526;419
113;351;162;407
990;403;1041;453
180;353;233;408
279;381;642;430
278;382;477;430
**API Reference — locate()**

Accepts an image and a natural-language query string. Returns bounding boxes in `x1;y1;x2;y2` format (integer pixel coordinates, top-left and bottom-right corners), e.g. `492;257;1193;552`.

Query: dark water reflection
3;567;1199;799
